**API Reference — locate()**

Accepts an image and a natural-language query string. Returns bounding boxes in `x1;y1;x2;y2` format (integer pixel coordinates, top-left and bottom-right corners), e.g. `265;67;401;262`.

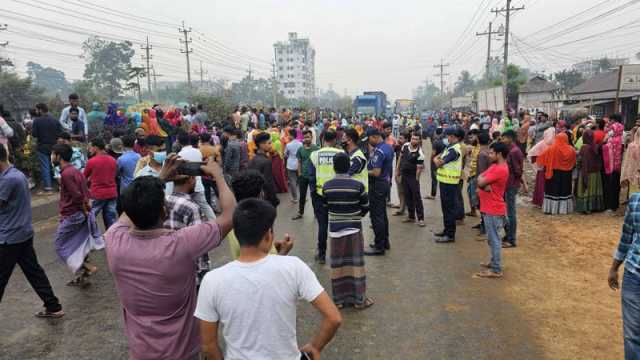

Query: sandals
392;211;405;216
82;264;98;276
67;273;91;287
401;218;415;223
35;309;65;318
417;221;426;227
354;298;374;310
501;242;516;249
475;270;503;278
291;214;303;220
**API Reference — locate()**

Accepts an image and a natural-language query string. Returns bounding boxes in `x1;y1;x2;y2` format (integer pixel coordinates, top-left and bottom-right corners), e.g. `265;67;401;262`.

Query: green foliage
70;80;108;109
82;36;135;100
26;62;70;95
0;71;45;115
188;94;234;123
554;69;584;92
453;70;475;97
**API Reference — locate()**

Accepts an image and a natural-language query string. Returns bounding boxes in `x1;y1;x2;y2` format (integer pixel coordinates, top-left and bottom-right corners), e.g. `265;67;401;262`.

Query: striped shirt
614;193;640;276
322;175;369;236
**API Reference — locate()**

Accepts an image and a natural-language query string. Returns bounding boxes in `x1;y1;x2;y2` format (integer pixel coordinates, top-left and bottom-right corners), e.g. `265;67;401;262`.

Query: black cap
366;128;382;137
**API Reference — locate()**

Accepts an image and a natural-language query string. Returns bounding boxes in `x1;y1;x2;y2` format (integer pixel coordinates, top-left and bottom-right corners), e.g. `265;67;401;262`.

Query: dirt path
502;201;624;359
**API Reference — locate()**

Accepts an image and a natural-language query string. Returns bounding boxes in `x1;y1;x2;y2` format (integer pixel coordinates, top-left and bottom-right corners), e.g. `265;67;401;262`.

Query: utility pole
476;22;503;81
271;62;278;109
179;21;193;87
492;0;524;114
434;59;450;110
141;36;153;96
0;24;7;47
247;65;253;105
151;66;163;93
198;61;208;88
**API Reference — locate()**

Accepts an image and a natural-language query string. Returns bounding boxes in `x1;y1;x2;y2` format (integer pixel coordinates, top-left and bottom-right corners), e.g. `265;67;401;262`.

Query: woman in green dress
575;129;604;213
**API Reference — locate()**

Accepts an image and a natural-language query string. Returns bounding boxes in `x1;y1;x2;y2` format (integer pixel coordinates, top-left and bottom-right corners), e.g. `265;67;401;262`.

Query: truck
394;99;416;115
354;91;388;117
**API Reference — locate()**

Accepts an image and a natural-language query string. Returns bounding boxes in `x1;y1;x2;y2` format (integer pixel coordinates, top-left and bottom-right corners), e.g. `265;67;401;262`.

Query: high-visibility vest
310;147;345;194
436;143;463;184
350;148;369;193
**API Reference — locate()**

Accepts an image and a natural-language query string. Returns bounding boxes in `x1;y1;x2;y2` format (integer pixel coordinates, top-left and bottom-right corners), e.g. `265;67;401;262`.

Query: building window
279;66;283;71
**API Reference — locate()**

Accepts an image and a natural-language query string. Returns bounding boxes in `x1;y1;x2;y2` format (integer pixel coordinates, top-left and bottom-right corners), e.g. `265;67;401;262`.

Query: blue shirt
0;166;34;244
615;193;640;276
368;142;394;182
117;150;141;192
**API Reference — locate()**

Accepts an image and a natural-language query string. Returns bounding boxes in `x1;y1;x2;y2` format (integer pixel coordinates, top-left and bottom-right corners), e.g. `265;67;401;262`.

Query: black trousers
603;170;621;211
298;176;311;215
0;238;62;312
370;179;390;250
403;174;424;221
430;163;438;197
311;191;328;257
439;182;458;238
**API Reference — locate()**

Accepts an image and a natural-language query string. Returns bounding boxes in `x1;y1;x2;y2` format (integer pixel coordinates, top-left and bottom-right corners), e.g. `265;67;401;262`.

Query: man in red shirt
84;138;118;229
52;144;103;286
475;141;510;278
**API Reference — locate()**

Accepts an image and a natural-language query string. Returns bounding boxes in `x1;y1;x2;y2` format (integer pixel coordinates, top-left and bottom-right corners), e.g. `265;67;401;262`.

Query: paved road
1;173;543;360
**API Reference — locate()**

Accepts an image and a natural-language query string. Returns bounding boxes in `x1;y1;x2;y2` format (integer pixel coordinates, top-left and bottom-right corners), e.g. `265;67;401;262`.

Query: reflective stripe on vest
350;149;369;193
436;143;462;184
310;147;345;194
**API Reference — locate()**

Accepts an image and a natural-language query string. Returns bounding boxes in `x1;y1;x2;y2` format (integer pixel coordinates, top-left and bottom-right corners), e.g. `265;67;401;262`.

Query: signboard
476;86;504;111
620;64;640;91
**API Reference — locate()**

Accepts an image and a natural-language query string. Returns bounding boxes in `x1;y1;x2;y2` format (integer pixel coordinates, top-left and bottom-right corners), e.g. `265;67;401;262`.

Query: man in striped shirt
322;153;373;309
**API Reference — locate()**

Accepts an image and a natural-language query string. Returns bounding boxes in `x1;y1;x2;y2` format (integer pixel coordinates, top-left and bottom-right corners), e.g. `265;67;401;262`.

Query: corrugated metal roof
570;70;618;95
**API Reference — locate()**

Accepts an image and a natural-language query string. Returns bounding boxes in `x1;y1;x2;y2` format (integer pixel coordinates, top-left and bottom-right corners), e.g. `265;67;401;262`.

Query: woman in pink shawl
602;121;624;211
621;128;640;196
528;127;555;207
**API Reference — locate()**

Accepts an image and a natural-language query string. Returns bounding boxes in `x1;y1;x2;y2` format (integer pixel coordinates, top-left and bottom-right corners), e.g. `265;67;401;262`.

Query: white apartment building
274;32;316;100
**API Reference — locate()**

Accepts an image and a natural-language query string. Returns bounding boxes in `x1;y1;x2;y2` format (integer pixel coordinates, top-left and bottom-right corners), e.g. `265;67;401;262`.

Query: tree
26;62;70;95
125;66;146;102
82;36;135;100
0;57;13;72
454;70;475;97
0;71;45;115
554;69;584;92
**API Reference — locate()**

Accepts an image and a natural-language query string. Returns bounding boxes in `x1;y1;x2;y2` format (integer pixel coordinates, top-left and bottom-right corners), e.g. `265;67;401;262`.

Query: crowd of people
3;92;640;358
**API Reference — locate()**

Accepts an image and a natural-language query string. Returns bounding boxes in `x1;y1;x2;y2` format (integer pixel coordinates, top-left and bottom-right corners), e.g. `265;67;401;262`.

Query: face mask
153;151;167;164
443;138;449;146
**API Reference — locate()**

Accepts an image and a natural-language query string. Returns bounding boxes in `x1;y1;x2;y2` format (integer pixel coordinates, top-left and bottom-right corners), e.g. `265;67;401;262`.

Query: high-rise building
274;32;315;100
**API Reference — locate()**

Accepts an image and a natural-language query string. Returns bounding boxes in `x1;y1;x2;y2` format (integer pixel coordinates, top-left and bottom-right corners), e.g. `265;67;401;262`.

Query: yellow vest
350;148;369;193
436;143;463;184
310;146;345;194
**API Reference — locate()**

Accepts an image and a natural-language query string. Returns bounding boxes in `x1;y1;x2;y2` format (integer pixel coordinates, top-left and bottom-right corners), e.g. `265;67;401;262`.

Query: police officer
364;128;394;256
309;130;344;264
342;127;368;193
433;127;465;243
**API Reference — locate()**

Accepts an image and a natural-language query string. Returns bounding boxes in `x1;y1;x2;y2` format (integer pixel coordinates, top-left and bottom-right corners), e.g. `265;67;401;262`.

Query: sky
2;0;640;100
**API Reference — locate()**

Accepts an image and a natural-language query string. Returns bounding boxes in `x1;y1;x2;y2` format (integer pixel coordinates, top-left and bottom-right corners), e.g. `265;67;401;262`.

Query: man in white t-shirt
284;128;303;203
195;198;342;360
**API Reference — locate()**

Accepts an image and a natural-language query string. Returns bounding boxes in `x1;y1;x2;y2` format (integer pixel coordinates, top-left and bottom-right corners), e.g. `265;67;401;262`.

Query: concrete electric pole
492;0;524;114
198;61;208;88
151;66;163;93
434;59;450;110
476;22;503;81
141;36;153;95
272;62;278;109
179;21;193;88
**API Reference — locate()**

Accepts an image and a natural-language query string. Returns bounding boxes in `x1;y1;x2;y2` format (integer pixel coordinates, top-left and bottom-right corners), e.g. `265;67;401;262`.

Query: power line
492;0;524;114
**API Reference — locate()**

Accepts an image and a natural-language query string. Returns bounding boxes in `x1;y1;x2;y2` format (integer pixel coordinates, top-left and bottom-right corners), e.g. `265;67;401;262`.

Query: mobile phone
300;352;312;360
177;162;205;176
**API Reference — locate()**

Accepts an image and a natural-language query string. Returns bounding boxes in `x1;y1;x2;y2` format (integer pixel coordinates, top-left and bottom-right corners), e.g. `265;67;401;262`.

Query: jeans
467;177;479;210
192;191;216;220
505;187;518;245
403;174;424;221
311;191;328;258
37;151;52;190
298;176;311;215
483;215;505;273
370;179;390;250
91;198;117;229
623;270;640;360
456;180;465;220
287;170;299;201
439;182;458;238
0;238;62;312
